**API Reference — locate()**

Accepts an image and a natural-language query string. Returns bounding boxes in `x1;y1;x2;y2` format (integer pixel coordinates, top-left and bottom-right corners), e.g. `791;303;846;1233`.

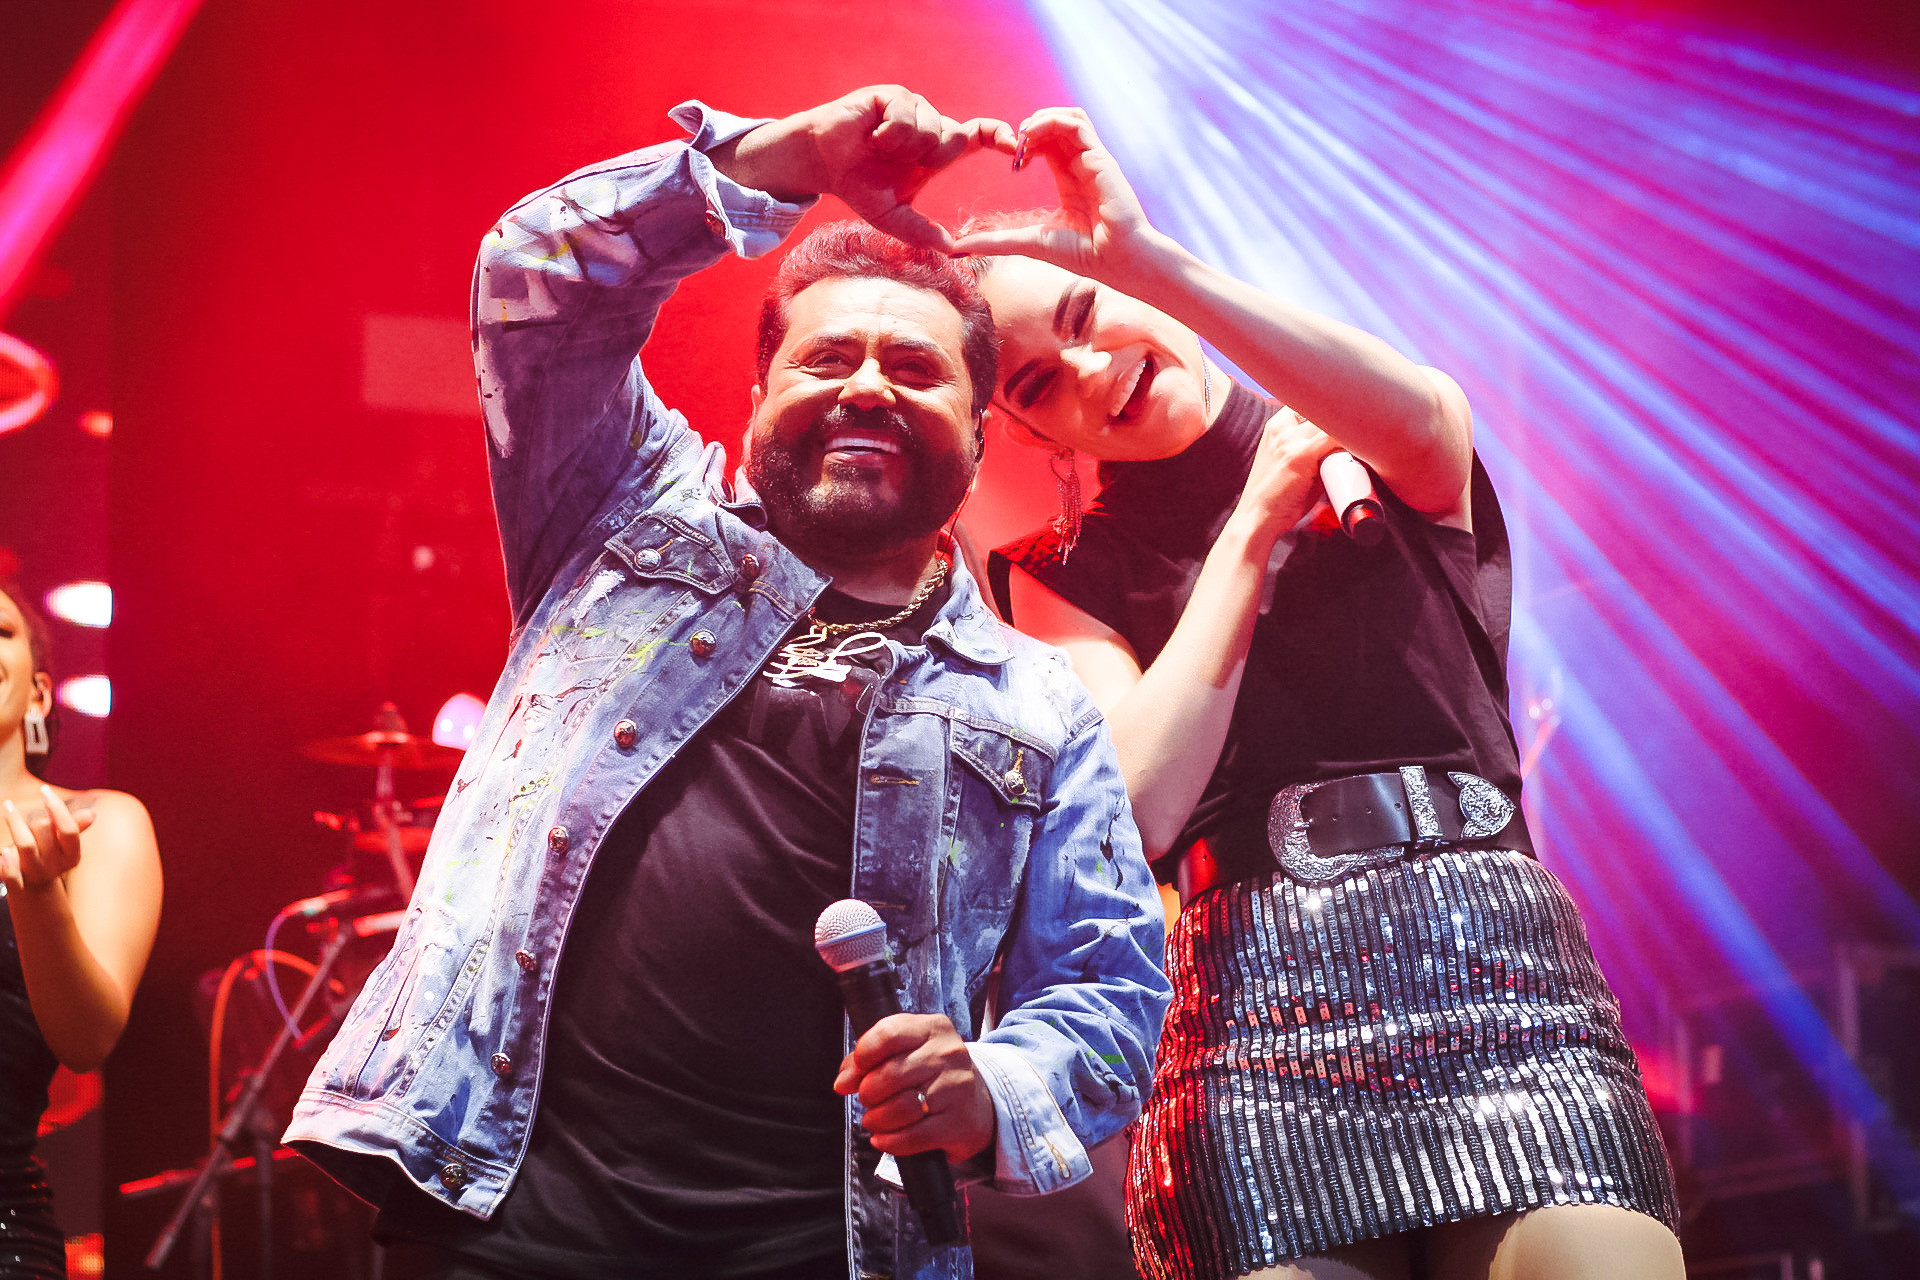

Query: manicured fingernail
1012;134;1027;171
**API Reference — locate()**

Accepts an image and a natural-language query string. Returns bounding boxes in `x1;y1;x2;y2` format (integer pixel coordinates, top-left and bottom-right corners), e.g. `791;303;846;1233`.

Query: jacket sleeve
972;696;1172;1194
474;101;814;628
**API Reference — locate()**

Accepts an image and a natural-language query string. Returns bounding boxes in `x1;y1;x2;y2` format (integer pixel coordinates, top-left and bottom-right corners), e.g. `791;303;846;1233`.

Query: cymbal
303;730;461;770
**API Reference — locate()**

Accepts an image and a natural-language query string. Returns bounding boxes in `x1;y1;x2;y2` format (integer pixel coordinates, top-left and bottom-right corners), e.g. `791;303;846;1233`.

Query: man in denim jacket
285;87;1170;1280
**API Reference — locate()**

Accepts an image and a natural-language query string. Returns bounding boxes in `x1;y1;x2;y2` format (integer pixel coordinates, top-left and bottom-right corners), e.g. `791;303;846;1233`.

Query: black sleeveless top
1;889;60;1168
988;381;1522;879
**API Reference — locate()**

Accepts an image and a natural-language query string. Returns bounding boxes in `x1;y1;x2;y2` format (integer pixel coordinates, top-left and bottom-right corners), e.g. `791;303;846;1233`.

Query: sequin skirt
0;1160;64;1280
1126;848;1678;1279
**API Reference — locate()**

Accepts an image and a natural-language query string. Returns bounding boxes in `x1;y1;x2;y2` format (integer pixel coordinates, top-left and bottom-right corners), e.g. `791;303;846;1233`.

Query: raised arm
477;104;812;623
955;107;1473;523
481;91;1014;625
2;787;162;1073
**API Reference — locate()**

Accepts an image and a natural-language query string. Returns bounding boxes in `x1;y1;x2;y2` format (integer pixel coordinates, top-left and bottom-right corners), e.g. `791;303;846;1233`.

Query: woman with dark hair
0;583;161;1278
954;112;1681;1280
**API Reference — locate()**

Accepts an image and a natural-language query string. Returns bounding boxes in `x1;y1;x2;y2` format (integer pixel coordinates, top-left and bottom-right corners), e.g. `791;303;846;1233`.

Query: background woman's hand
952;107;1160;287
0;786;94;894
1233;408;1342;536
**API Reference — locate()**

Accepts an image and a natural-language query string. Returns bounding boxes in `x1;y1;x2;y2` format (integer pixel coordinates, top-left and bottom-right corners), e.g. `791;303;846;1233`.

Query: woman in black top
0;585;161;1278
956;111;1680;1280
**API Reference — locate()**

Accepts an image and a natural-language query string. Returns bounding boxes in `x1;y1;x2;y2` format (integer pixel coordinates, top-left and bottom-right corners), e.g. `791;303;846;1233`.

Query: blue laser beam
1025;0;1920;1194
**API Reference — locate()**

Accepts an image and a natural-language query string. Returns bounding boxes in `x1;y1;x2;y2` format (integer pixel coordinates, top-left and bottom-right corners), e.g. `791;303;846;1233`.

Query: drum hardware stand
371;746;418;900
143;919;359;1276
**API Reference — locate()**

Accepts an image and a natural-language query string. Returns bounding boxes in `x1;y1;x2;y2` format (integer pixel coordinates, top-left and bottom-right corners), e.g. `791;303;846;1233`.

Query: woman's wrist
1097;226;1192;303
1217;506;1284;564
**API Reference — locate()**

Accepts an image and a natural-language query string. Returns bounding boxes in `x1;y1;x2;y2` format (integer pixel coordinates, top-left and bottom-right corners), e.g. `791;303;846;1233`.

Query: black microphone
814;900;964;1247
1320;451;1386;545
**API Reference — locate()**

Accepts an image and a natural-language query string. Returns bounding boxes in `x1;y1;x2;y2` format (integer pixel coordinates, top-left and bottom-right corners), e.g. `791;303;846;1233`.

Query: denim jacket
285;103;1170;1280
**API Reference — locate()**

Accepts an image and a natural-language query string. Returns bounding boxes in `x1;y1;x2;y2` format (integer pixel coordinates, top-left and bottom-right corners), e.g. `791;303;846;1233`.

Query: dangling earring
23;708;49;757
1050;446;1083;562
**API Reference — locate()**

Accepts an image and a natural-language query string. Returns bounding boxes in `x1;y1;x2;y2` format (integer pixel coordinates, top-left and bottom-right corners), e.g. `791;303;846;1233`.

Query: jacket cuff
668;99;816;259
968;1041;1093;1195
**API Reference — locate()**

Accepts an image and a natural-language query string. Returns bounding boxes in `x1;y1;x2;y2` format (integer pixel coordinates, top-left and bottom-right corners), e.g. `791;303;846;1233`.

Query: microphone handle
1319;450;1387;546
834;960;964;1247
837;961;904;1036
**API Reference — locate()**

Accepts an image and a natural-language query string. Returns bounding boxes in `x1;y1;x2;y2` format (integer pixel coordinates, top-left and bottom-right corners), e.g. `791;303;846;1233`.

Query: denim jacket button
613;719;638;749
634;547;663;570
490;1052;514;1078
689;630;718;658
439;1161;469;1191
1003;769;1028;798
547;825;570;854
514;949;537;974
738;553;761;582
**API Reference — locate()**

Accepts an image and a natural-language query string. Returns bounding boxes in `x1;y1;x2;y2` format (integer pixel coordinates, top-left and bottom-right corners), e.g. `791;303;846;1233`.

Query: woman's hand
0;786;93;894
1232;408;1342;536
952;108;1160;287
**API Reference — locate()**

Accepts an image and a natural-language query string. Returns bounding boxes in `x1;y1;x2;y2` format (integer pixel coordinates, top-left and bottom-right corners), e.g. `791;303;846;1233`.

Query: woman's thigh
1242;1231;1413;1280
1427;1204;1683;1280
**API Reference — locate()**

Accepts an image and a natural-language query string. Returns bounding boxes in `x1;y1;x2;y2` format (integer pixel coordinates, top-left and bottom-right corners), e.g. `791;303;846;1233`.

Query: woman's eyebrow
1051;282;1079;335
1003;358;1044;407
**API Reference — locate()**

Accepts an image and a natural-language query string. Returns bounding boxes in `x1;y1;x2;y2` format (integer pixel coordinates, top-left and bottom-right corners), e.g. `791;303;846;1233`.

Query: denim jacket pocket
340;929;487;1101
949;721;1052;814
604;509;739;593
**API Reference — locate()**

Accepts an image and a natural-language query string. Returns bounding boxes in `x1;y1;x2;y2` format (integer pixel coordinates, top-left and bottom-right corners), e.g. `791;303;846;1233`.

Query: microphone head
814;899;891;972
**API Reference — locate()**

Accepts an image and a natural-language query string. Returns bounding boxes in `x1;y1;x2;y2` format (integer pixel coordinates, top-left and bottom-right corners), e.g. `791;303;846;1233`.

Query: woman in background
0;584;161;1278
956;111;1681;1280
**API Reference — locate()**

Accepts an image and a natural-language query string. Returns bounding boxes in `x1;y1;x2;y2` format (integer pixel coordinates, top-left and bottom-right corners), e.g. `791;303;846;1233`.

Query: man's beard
746;405;975;562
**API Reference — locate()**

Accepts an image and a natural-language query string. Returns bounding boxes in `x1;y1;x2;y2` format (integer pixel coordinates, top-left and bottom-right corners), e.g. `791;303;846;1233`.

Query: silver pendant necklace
761;558;949;687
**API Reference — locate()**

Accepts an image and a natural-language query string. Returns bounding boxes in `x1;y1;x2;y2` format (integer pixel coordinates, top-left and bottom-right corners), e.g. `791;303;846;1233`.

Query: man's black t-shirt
377;581;949;1280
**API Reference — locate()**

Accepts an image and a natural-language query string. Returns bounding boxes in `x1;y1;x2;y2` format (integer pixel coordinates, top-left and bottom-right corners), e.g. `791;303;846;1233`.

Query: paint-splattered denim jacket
284;103;1170;1280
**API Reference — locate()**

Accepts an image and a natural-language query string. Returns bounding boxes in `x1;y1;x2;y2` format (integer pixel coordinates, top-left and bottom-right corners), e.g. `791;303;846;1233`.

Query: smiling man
284;87;1169;1280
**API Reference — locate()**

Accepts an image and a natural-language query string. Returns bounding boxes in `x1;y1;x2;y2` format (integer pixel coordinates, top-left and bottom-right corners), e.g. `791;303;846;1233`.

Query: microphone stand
144;919;357;1274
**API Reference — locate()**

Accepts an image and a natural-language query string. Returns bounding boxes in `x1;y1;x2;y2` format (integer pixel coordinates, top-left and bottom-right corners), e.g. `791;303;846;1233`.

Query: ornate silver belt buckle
1449;770;1517;839
1266;780;1403;884
1267;769;1518;885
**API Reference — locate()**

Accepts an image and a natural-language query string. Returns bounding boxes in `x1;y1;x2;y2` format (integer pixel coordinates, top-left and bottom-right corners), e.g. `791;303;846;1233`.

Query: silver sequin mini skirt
1126;848;1679;1279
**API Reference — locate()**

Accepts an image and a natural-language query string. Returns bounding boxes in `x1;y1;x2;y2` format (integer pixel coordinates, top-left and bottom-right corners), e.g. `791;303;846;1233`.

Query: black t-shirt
988;380;1520;884
378;580;950;1280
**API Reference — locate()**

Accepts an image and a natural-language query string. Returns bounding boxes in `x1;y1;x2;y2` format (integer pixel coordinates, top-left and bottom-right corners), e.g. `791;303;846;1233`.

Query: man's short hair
756;222;998;418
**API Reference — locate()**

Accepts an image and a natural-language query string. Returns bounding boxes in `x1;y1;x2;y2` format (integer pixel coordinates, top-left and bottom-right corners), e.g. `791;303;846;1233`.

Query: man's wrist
707;112;822;204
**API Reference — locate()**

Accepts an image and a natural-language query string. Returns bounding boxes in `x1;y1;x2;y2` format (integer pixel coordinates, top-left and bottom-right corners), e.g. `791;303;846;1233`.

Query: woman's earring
1050;446;1083;561
23;708;49;757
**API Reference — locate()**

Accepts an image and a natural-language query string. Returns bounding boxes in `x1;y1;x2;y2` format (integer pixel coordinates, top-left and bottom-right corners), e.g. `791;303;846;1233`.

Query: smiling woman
956;108;1683;1280
0;582;161;1279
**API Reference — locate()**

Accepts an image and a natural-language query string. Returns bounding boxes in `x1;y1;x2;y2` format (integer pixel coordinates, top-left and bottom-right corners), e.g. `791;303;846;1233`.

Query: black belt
1177;767;1532;896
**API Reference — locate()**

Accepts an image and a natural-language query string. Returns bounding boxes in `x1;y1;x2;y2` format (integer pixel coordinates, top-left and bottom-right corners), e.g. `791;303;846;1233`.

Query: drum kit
131;702;464;1280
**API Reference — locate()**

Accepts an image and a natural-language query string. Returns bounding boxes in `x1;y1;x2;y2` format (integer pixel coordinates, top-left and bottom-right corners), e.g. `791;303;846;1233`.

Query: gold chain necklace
762;557;950;687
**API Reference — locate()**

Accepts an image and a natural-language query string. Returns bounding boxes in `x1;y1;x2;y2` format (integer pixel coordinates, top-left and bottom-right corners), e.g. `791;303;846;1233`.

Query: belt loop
1399;766;1444;849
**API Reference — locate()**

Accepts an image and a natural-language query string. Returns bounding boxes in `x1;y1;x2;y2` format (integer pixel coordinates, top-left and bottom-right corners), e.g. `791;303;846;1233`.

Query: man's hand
833;1012;995;1163
712;86;1015;252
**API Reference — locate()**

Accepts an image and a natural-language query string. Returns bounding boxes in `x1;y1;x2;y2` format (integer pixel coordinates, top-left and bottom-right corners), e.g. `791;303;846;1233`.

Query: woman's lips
1111;354;1157;422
